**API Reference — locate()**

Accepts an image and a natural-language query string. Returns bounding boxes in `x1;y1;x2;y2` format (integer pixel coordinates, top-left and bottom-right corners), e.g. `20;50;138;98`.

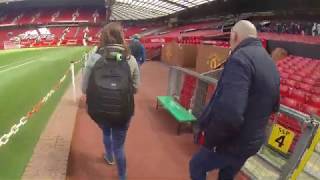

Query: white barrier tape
59;75;66;83
19;116;27;126
41;96;49;104
10;125;19;135
48;90;55;97
0;134;9;146
16;117;26;130
6;128;15;139
0;67;71;148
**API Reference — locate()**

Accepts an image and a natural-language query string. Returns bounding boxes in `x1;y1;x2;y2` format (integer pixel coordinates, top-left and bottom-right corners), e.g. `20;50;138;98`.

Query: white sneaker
104;154;115;165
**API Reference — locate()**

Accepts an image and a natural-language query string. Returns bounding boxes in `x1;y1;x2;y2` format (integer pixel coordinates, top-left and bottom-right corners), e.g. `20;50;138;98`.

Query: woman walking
82;22;140;180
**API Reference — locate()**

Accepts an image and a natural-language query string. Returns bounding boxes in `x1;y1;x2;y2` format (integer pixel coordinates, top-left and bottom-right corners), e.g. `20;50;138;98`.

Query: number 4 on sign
275;135;286;148
268;124;295;154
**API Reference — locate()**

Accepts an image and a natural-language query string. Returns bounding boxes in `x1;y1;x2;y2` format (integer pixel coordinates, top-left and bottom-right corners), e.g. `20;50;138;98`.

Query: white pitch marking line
0;60;36;74
0;57;36;70
0;64;10;69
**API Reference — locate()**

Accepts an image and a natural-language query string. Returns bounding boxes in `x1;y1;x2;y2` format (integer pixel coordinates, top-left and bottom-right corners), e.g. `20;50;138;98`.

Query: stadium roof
110;0;215;20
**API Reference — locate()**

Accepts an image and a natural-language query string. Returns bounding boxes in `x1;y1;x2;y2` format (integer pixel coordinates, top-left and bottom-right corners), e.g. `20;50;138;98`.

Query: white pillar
70;62;76;102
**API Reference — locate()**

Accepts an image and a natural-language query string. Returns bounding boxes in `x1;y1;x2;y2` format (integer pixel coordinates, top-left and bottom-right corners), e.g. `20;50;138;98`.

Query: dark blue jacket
200;38;280;157
129;39;146;65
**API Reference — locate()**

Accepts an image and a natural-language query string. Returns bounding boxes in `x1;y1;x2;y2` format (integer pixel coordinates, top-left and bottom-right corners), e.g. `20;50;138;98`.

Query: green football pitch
0;46;90;179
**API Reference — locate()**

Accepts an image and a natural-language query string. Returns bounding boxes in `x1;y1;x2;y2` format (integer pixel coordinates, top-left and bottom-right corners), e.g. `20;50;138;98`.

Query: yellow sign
207;55;218;69
268;124;295;154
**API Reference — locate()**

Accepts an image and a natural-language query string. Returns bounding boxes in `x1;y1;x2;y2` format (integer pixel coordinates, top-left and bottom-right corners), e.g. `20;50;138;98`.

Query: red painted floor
67;61;245;180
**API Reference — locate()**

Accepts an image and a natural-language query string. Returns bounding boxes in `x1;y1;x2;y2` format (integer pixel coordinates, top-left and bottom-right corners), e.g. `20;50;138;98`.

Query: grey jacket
82;53;140;94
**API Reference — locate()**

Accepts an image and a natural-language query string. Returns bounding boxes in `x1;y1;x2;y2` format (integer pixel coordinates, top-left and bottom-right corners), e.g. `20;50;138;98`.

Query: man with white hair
189;20;280;180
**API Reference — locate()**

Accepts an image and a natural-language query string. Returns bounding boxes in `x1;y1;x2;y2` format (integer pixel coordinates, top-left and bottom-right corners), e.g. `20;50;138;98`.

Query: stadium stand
76;8;94;22
0;7;105;48
55;9;74;22
274;55;320;152
1;10;320;52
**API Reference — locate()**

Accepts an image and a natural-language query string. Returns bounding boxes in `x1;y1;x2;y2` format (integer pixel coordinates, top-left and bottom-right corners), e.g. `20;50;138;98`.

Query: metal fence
167;66;320;180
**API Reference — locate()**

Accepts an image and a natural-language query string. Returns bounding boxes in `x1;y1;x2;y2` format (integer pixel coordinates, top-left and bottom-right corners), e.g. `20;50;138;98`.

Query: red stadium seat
301;104;320;116
280;85;290;97
286;61;295;67
280;79;287;85
180;87;194;96
280;72;289;79
279;63;293;70
290;75;303;82
275;112;287;122
285;79;296;88
277;114;302;133
291;66;301;72
277;67;284;72
303;78;316;86
281;97;299;110
313;87;320;95
310;74;320;81
305;92;313;102
184;75;197;87
296;70;309;77
179;95;191;109
179;75;197;109
296;82;312;92
277;61;285;66
309;95;320;108
290;89;306;104
283;68;294;74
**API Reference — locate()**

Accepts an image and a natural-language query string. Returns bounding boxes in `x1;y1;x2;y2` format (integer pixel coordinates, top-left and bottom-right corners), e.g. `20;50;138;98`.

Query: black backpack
86;51;134;127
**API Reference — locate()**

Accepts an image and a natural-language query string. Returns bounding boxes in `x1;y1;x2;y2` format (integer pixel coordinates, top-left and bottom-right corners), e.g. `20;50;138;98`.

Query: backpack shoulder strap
120;57;132;75
92;56;106;70
119;58;134;87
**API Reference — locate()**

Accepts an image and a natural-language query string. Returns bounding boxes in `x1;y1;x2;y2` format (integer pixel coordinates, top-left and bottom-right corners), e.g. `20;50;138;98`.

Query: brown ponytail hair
99;22;130;57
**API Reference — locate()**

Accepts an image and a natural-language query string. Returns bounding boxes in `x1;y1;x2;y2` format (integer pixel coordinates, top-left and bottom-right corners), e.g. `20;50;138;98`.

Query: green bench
156;96;196;135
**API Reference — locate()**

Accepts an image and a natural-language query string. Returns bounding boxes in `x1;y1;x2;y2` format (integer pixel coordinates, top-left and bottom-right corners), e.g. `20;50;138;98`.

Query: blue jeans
189;147;247;180
100;123;129;180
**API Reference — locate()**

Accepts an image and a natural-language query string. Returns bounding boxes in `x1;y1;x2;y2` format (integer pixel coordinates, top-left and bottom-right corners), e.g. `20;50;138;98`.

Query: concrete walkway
22;73;82;180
